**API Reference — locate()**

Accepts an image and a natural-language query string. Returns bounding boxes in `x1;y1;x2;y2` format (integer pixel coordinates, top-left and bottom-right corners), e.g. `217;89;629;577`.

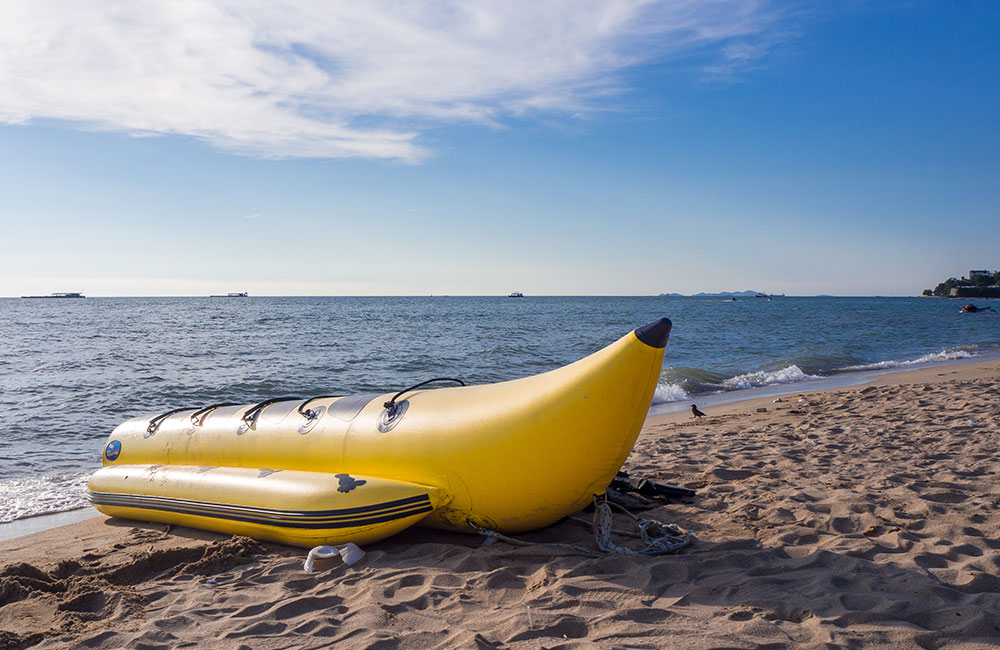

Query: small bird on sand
691;404;707;419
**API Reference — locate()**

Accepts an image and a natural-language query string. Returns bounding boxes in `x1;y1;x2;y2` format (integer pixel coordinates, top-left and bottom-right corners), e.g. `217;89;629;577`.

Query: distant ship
508;291;524;298
210;292;248;297
22;292;85;299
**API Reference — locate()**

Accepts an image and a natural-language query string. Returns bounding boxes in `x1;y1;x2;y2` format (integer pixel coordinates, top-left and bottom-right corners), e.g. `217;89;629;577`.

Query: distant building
969;269;992;278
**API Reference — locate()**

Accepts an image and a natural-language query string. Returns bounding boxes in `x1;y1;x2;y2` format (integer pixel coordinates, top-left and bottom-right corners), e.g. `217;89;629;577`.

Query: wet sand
2;359;998;649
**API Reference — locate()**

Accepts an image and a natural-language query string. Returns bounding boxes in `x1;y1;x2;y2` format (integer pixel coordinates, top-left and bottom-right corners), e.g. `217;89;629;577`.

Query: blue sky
1;1;997;296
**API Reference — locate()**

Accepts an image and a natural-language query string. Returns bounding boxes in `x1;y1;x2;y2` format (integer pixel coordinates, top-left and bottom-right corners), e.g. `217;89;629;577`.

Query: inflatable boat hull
88;318;671;547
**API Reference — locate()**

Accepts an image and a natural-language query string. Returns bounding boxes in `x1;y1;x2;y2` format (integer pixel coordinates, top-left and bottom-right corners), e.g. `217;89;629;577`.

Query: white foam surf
651;382;691;404
721;365;820;390
0;473;90;523
844;348;978;371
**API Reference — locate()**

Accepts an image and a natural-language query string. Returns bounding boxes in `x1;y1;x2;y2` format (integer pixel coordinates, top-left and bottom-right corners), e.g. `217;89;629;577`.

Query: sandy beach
2;359;999;649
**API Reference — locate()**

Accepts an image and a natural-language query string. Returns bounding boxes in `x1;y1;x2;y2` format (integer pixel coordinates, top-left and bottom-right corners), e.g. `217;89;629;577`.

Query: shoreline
645;354;1000;426
1;357;998;647
0;509;99;543
648;351;1000;416
3;354;999;543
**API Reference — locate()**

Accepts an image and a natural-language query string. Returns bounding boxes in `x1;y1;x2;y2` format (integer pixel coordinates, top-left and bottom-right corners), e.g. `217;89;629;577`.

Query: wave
842;347;979;371
652;364;821;404
651;382;691;404
721;365;820;390
765;352;865;377
651;346;991;406
658;366;729;394
0;473;90;523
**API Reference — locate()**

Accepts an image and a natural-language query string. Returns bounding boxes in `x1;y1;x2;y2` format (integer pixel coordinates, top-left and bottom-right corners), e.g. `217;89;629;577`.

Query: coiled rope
591;494;693;555
470;494;693;557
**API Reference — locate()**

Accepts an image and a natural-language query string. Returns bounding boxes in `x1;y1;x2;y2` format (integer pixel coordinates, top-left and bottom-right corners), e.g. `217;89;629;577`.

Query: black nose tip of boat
634;318;672;348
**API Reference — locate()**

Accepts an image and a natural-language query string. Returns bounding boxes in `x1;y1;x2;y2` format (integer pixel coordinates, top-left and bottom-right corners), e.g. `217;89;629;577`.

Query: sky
1;0;997;297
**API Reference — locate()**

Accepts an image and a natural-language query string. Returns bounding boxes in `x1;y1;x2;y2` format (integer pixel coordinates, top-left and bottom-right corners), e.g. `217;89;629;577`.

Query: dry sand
2;360;999;649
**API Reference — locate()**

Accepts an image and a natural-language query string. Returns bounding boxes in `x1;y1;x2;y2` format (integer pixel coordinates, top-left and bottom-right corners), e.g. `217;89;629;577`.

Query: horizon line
3;293;935;299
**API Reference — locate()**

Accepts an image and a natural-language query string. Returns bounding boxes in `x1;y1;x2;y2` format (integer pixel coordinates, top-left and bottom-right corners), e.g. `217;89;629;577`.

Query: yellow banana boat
88;318;671;547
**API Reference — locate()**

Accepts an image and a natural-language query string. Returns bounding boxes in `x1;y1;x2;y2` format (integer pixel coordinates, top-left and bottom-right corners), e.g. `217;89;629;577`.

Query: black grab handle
241;397;304;429
188;402;241;427
383;377;465;416
146;407;196;435
297;395;343;420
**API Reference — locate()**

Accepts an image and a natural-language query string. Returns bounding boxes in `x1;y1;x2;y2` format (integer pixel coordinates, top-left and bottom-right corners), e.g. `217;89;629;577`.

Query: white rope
470;523;602;557
570;515;643;538
592;496;692;555
469;494;693;557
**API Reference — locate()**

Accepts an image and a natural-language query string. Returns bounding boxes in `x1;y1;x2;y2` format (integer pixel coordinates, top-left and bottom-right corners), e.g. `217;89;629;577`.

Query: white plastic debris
338;542;366;566
303;543;366;573
303;545;342;573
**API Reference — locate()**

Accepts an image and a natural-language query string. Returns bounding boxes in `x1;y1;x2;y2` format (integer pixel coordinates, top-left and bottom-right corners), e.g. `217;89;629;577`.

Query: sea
1;295;998;527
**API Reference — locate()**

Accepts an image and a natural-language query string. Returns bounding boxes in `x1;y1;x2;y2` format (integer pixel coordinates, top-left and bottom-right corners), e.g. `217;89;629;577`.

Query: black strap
189;402;241;427
242;396;304;428
147;407;195;435
297;395;343;419
383;377;465;416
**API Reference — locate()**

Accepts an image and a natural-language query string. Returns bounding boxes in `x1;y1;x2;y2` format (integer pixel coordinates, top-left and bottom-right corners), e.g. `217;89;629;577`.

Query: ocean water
1;295;998;523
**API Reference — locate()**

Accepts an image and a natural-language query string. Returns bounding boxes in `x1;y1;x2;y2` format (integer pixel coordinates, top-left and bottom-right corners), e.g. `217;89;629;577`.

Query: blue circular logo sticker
105;440;122;461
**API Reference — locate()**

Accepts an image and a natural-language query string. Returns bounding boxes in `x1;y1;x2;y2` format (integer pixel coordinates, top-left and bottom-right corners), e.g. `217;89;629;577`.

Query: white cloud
0;1;789;161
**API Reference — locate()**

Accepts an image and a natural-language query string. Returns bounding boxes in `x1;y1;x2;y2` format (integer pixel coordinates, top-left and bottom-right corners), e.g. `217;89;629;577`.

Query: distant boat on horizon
508;291;524;298
21;292;85;299
210;292;249;298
